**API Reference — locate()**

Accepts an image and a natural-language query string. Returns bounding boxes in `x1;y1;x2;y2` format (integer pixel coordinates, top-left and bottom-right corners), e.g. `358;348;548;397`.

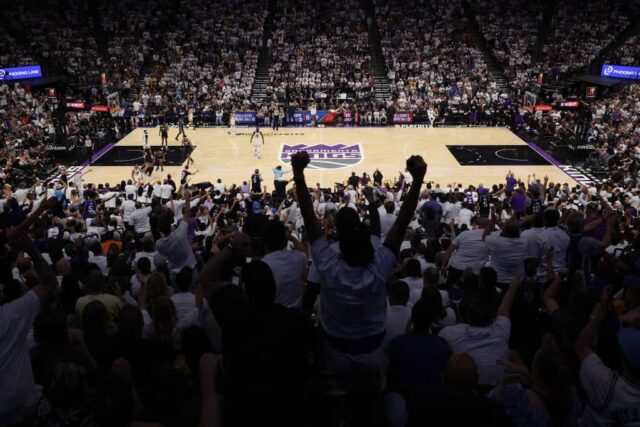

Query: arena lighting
0;65;42;80
601;64;640;80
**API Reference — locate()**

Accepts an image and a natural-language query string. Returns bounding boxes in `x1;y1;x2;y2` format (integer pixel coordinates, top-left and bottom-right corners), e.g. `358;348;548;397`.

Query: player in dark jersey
154;149;165;172
251;169;263;193
175;118;186;140
182;135;194;166
159;123;169;150
180;164;199;186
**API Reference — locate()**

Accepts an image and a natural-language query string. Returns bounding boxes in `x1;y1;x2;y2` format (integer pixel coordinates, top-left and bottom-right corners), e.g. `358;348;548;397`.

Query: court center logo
280;144;363;170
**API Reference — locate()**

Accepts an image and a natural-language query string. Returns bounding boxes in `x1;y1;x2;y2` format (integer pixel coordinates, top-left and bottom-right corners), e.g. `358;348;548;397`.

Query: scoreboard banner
235;111;257;125
601;64;640;80
393;111;414;124
0;65;42;81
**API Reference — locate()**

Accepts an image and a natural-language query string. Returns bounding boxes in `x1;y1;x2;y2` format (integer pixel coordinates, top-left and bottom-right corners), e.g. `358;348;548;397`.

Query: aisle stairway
251;0;277;105
461;0;510;93
360;0;391;103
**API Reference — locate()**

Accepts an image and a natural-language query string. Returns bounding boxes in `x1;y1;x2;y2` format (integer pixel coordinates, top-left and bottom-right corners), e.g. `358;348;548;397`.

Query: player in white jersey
141;129;149;150
250;127;265;159
228;111;236;136
427;108;436;127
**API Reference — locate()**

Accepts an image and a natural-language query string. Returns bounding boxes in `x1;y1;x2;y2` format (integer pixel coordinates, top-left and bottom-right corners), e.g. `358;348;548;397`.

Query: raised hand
406;155;427;181
291;151;310;175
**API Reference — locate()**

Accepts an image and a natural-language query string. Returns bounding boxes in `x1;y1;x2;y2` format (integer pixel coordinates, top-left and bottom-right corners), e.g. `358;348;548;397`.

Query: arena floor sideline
79;127;580;190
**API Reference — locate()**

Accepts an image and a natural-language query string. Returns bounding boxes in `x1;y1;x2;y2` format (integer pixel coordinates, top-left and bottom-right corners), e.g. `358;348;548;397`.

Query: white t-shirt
404;276;424;305
380;212;396;242
579;352;640;426
130;207;152;233
439;316;511;386
535;226;570;280
457;208;475;228
449;228;490;274
160;184;173;200
262;249;308;308
485;232;527;283
125;184;137;199
122;199;136;223
214;182;225;193
383;305;412;349
101;191;118;209
521;227;543;259
0;291;40;424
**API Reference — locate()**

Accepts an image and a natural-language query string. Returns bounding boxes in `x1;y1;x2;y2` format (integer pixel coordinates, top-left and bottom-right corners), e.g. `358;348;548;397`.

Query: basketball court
81;127;577;189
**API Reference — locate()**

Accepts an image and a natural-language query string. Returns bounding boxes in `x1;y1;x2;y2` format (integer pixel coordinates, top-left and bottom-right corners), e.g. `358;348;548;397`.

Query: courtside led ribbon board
234;112;257;125
393;111;414;124
0;65;42;81
601;64;640;80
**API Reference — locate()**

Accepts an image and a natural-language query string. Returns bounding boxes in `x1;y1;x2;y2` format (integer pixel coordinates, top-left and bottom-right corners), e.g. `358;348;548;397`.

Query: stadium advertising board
0;65;42;81
315;111;338;124
91;105;110;112
601;64;640;80
393;111;414;124
292;111;313;124
234;111;256;125
558;100;580;108
66;102;86;109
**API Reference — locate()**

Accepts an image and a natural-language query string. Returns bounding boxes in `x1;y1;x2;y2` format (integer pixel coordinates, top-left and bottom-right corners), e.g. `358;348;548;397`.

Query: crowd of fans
2;146;640;425
265;0;373;107
541;0;632;79
583;85;640;173
1;1;640;423
470;0;543;92
602;34;640;68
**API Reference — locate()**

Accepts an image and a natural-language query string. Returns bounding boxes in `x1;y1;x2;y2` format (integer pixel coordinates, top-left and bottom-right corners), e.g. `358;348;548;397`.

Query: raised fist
291;151;311;174
406;155;427;181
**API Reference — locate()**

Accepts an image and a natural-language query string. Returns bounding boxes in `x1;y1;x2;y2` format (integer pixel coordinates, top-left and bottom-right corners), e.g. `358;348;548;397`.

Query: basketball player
141;129;150;151
228;111;236;136
272;107;280;131
180;164;199;187
188;107;196;130
250;127;265;159
251;169;263;193
154;148;165;172
428;107;437;127
159;123;169;150
182;135;194;166
143;154;155;181
176;118;186;140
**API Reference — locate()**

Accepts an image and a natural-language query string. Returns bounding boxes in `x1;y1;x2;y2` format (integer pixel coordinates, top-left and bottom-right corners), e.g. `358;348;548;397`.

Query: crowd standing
2;143;640;425
1;1;640;424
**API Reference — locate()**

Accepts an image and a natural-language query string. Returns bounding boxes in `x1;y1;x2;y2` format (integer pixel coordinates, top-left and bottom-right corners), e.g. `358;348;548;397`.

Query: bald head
443;353;479;392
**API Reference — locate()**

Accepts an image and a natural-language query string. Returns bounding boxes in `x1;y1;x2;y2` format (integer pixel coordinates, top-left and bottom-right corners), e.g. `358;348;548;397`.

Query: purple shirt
506;176;518;192
511;192;526;213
